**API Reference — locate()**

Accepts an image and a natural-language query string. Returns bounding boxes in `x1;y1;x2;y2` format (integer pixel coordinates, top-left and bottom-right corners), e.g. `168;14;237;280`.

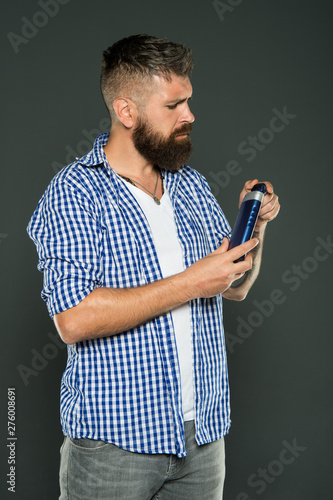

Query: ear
112;97;137;128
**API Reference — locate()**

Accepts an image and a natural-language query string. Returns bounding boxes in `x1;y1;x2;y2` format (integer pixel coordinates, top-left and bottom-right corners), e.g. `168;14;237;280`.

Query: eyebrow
166;96;192;105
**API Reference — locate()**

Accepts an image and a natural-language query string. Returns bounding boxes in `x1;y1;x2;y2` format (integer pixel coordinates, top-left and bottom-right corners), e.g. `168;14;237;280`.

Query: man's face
132;74;195;172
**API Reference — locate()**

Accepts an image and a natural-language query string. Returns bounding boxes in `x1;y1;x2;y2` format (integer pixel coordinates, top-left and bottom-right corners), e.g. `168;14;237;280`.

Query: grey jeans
59;420;225;500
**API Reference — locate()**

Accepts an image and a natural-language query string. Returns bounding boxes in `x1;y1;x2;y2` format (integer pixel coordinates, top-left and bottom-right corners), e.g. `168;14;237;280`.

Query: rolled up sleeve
27;174;103;317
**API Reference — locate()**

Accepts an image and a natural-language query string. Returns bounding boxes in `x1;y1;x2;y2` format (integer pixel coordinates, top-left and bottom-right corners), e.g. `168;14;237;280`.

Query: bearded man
27;34;280;500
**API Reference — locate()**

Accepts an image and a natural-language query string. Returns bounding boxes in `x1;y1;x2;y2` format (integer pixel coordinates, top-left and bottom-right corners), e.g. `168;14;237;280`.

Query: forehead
146;74;193;103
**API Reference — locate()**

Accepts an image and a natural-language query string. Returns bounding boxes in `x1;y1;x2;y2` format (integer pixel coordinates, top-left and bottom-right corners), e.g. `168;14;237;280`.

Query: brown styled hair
100;34;194;121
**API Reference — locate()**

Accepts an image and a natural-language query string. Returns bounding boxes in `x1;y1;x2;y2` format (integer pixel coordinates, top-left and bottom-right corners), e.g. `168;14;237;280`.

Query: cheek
156;117;176;137
144;107;178;136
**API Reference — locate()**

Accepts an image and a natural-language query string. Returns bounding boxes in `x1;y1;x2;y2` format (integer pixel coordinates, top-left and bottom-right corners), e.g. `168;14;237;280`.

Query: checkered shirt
27;133;232;458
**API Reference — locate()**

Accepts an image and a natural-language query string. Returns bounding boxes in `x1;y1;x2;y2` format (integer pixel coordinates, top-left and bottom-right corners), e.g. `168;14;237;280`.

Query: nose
181;102;195;124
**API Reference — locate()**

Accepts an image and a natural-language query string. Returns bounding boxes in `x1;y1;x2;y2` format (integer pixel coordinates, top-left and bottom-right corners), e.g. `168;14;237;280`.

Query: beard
132;116;193;172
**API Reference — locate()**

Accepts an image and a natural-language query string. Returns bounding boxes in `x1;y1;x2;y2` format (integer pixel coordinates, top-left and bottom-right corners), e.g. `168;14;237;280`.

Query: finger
260;195;280;218
262;190;275;204
221;237;230;252
228;271;246;281
245;179;259;191
228;253;253;278
241;179;259;199
211;237;230;255
228;237;259;260
261;201;281;221
261;181;274;194
239;179;259;207
260;195;276;213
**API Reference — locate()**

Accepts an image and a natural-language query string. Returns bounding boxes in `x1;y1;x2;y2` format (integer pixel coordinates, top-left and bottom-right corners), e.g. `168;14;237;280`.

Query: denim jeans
59;420;225;499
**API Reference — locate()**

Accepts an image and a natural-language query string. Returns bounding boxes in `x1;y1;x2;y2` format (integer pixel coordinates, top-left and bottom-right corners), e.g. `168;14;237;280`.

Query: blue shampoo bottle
229;183;267;261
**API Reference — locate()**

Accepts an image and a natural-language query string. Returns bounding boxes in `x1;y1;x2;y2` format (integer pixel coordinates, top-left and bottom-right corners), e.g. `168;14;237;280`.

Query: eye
166;103;178;110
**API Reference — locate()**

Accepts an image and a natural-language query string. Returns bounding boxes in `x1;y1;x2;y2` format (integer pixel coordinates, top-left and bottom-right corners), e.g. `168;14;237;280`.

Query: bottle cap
251;183;267;194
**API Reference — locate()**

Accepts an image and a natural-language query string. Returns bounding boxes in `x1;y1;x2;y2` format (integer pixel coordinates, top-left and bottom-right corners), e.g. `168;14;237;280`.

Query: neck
103;126;164;202
103;126;155;179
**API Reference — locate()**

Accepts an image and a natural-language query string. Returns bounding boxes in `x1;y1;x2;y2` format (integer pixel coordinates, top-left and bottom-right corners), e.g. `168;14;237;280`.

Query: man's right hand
182;237;258;299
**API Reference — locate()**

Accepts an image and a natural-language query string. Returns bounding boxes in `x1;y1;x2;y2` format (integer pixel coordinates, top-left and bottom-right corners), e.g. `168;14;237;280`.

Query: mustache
172;123;193;137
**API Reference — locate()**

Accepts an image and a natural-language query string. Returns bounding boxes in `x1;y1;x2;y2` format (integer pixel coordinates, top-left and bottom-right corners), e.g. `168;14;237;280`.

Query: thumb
213;237;229;255
221;237;230;252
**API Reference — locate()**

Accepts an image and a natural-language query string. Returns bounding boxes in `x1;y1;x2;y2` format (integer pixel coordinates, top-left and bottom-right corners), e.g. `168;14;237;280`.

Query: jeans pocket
69;437;108;450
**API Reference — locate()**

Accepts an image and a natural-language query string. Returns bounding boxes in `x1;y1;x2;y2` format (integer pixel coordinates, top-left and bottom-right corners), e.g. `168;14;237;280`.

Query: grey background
1;0;332;498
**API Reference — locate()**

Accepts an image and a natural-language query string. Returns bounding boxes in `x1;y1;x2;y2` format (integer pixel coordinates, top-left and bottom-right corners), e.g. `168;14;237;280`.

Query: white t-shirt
122;181;195;421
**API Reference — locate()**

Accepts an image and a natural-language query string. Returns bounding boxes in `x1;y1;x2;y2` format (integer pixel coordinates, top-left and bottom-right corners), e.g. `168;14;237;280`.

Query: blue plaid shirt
27;133;232;458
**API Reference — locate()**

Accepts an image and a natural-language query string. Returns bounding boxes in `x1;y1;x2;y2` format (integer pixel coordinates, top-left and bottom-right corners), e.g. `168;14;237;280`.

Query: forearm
224;223;267;301
54;272;191;344
54;237;259;344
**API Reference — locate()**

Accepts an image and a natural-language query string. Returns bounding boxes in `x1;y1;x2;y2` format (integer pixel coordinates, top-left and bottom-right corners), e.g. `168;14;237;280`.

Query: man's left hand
238;179;280;229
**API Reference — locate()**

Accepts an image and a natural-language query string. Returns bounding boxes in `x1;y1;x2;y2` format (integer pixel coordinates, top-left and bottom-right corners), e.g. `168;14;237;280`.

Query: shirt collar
77;132;110;167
